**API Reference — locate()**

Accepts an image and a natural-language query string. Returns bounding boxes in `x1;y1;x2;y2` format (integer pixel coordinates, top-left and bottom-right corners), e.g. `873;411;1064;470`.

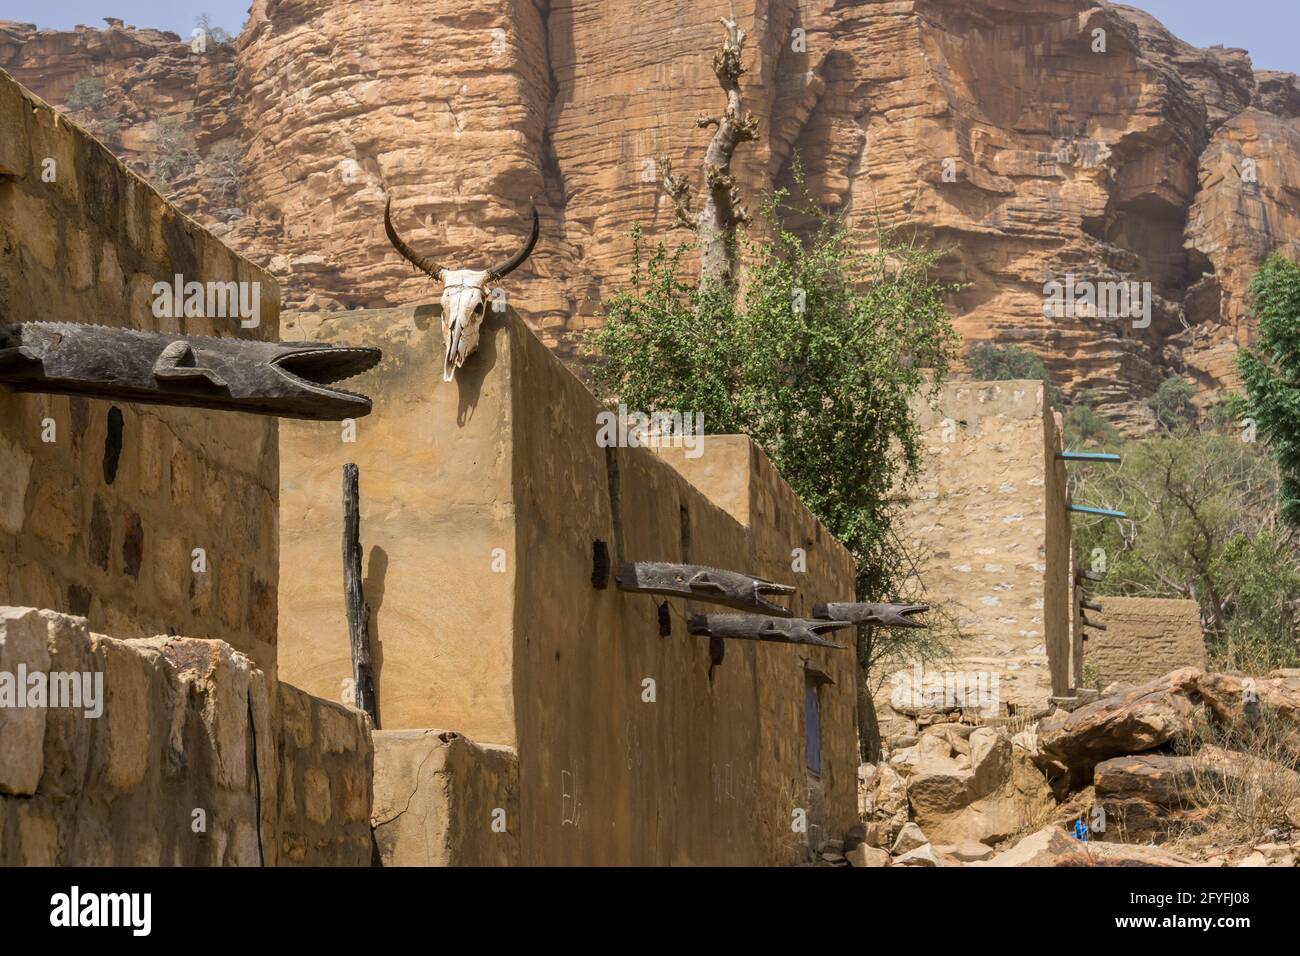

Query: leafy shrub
966;342;1063;409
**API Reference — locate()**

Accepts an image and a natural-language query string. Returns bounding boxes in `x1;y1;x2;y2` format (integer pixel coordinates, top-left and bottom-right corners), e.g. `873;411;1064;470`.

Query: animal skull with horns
384;198;540;381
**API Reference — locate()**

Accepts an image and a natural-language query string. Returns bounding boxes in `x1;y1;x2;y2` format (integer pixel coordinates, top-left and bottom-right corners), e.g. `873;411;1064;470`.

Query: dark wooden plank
343;463;378;725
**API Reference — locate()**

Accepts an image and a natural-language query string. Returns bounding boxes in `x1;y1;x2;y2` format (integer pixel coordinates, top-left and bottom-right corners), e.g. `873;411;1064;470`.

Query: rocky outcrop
0;20;240;218
6;2;1300;420
1038;667;1204;771
863;667;1300;864
1197;671;1300;756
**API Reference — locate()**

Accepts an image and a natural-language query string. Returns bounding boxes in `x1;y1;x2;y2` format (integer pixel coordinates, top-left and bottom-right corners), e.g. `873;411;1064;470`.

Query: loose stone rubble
828;668;1300;868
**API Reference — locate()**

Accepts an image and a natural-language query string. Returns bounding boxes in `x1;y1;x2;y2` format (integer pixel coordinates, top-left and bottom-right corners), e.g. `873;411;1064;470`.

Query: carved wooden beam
0;323;381;421
1081;598;1104;613
615;562;795;616
812;602;928;629
1082;614;1107;631
687;614;852;649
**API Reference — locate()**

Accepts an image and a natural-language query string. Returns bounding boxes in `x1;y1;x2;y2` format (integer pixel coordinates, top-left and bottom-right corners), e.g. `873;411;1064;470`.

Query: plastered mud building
0;67;861;866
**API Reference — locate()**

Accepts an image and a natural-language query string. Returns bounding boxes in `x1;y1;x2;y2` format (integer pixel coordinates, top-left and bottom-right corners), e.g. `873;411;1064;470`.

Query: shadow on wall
454;309;501;426
365;544;389;724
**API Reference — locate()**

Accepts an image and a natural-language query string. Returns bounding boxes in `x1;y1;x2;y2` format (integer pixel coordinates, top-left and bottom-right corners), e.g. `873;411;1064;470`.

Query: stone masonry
1084;597;1206;688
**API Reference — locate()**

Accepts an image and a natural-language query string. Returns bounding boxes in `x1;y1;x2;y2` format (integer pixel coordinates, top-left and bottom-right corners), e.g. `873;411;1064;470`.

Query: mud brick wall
886;381;1072;726
279;305;860;866
0;607;372;866
1086;597;1206;687
276;682;374;865
0;69;280;673
371;729;520;867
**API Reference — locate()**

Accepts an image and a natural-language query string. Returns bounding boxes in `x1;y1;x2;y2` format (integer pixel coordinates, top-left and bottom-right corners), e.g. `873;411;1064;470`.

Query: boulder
893;844;943;867
1094;753;1202;807
846;844;890;868
974;826;1197;867
1196;672;1300;757
907;729;1054;845
891;822;929;855
936;842;995;863
1038;668;1204;771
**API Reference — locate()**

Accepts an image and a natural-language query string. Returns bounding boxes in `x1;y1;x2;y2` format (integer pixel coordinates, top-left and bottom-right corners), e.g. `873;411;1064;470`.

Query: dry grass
1165;711;1300;854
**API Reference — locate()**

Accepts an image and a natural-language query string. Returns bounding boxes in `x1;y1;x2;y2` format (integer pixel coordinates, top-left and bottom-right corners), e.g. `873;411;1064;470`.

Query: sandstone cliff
4;0;1299;429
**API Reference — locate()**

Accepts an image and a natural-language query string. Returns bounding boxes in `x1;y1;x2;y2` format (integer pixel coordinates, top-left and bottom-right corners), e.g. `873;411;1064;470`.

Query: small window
804;678;822;775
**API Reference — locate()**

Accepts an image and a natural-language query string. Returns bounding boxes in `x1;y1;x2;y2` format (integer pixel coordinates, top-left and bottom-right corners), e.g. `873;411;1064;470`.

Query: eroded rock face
6;2;1300;421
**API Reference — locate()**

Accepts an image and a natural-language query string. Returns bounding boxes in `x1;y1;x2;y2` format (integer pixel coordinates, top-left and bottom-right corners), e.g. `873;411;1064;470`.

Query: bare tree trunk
856;624;882;764
658;8;759;292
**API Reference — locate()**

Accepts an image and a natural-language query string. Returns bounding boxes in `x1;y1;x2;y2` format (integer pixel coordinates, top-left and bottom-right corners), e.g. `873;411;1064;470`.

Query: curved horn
487;206;540;280
384;197;443;281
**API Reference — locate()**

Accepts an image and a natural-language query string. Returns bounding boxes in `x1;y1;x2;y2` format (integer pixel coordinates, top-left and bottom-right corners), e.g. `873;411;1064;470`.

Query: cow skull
384;198;540;381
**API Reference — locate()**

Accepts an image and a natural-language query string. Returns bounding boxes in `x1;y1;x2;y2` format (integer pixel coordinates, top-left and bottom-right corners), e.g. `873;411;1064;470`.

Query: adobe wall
278;305;860;865
0;607;372;866
889;380;1073;722
276;304;517;741
0;69;280;673
371;729;519;867
276;682;375;865
1085;597;1206;687
1043;403;1078;696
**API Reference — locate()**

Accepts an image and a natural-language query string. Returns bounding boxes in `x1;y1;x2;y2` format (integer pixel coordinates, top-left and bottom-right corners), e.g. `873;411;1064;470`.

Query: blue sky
1130;1;1296;73
3;1;251;38
2;1;1297;73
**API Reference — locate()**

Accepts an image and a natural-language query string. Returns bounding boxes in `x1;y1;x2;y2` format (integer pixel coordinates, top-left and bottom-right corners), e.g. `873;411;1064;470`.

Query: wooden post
343;463;378;725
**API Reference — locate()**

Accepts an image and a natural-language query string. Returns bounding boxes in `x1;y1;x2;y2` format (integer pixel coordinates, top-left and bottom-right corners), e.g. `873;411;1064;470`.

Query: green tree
1149;374;1197;432
1063;389;1120;448
590;194;961;760
1072;432;1300;672
152;119;197;184
1237;253;1300;527
966;342;1063;408
64;76;104;111
590;195;958;603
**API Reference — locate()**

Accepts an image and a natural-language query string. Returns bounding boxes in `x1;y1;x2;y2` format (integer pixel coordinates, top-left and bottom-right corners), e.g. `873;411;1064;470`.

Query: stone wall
0;607;372;866
1084;597;1206;687
888;381;1073;727
278;304;860;865
371;730;519;867
276;682;374;865
0;68;280;673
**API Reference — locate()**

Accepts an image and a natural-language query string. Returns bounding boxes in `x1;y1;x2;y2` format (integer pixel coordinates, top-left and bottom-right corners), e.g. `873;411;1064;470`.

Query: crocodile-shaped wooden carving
811;602;929;629
687;614;853;649
0;323;381;421
615;562;796;616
